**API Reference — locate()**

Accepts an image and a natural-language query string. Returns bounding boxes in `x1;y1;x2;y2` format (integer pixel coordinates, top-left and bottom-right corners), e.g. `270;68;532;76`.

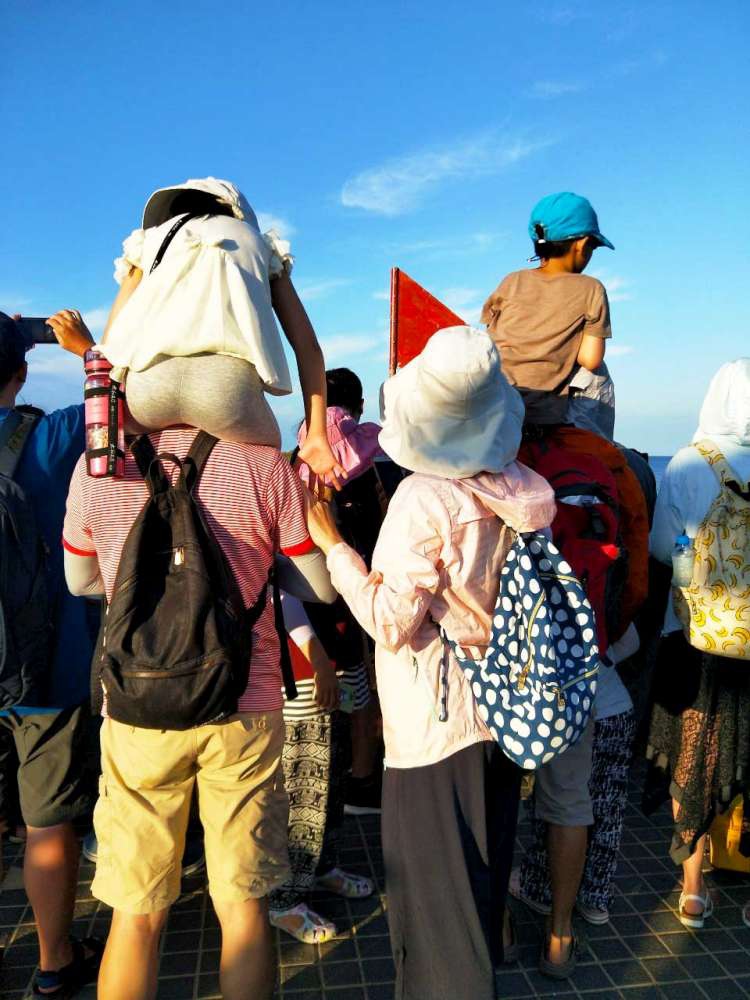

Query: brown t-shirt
481;269;611;424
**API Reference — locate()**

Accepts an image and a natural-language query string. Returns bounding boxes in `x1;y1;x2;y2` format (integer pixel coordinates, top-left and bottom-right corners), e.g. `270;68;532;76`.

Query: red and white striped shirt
63;430;314;713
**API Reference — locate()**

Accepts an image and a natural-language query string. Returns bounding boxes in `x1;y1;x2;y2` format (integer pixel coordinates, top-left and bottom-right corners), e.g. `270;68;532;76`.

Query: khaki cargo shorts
92;711;289;915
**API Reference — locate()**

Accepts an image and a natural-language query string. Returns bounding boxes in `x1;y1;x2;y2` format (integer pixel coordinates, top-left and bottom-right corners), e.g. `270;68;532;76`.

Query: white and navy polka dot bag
442;531;599;770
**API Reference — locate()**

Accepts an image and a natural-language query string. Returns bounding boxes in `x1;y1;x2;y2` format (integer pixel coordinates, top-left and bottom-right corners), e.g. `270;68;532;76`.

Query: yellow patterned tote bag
673;441;750;659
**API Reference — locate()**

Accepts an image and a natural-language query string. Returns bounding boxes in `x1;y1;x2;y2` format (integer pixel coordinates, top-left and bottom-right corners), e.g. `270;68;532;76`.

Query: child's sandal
678;890;713;929
269;903;337;944
315;867;374;899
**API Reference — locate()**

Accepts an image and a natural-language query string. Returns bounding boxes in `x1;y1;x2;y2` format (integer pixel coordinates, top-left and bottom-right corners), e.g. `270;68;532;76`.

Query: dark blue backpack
442;531;599;770
0;407;51;708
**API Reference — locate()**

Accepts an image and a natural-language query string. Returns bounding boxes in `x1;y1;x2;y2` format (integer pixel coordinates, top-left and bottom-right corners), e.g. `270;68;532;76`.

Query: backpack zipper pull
556;687;566;710
517;664;531;691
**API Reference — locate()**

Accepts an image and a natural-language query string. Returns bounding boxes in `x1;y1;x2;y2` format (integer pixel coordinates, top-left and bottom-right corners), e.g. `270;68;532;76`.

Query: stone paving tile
1;766;749;999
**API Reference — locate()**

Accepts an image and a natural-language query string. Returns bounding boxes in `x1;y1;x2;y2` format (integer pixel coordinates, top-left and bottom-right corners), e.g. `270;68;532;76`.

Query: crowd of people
0;178;748;1000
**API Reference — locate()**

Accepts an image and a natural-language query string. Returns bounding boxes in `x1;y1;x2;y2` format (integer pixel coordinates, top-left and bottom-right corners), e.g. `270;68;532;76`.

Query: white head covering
378;326;525;478
693;358;750;447
142;177;259;231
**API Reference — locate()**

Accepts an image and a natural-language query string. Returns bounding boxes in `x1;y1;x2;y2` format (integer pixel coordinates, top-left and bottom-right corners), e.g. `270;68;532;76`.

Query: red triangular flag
389;268;465;374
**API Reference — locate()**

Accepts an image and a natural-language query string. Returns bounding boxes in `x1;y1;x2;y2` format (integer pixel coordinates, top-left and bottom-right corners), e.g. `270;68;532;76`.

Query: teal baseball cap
528;192;614;250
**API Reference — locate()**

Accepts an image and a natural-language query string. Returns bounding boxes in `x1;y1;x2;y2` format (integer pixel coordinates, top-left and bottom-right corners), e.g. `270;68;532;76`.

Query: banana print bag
673;441;750;659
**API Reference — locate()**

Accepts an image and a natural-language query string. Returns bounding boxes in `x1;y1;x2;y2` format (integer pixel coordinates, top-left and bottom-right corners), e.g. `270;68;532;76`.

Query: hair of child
326;368;363;415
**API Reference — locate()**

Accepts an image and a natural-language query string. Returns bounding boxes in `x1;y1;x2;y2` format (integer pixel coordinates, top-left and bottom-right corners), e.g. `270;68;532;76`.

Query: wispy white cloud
296;278;352;302
341;132;548;216
608;344;634;357
256;212;296;238
590;270;632;304
608;48;667;79
319;332;384;363
0;293;32;315
529;80;584;99
440;287;485;325
26;349;84;378
535;6;585;25
83;306;110;337
372;289;390;301
390;230;506;262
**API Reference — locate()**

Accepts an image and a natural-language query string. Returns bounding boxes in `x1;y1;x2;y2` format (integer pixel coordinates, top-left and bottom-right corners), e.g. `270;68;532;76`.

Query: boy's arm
577;280;611;371
270;272;344;489
576;334;606;371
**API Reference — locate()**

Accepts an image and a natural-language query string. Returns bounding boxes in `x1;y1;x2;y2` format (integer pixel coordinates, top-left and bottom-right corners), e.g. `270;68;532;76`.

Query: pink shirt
327;464;555;768
63;430;314;713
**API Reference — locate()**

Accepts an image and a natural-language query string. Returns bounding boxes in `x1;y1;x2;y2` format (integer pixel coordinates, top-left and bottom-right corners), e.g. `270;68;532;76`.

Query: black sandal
33;936;104;998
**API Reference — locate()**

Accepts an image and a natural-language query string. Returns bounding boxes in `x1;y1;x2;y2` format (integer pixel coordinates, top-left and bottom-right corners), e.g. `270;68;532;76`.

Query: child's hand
298;432;347;493
313;661;341;711
307;499;344;556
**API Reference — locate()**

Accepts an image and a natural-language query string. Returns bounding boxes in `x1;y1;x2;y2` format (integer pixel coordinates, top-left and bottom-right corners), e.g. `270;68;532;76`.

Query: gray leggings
124;354;281;448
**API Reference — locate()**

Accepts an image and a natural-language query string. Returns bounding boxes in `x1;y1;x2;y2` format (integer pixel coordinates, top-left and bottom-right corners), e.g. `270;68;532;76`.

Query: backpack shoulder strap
183;432;219;492
0;407;42;479
130;435;171;495
149;212;201;274
693;439;750;491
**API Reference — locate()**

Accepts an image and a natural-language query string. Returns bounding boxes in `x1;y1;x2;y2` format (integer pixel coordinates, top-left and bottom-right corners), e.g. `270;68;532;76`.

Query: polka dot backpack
442;531;599;770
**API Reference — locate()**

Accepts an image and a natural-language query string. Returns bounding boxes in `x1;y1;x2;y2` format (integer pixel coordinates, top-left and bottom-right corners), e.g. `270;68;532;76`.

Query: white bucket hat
378;326;525;478
142;177;259;231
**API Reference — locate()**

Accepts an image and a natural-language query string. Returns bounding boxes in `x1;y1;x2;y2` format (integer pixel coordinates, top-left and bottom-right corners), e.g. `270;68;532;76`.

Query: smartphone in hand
15;318;57;347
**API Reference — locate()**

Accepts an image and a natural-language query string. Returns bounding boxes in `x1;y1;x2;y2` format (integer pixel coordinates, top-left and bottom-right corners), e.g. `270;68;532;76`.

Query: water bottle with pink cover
84;350;125;477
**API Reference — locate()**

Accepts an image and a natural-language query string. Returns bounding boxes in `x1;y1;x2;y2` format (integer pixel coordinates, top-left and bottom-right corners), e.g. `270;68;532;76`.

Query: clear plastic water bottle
672;534;695;588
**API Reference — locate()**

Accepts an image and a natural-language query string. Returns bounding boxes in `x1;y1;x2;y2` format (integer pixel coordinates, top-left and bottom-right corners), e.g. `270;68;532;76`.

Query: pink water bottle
84;350;125;478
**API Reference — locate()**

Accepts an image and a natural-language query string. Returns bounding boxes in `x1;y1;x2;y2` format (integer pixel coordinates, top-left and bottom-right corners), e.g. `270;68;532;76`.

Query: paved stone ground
1;765;749;999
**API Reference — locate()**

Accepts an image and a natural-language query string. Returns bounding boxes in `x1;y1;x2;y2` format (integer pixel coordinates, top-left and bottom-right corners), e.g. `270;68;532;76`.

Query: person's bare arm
270;272;344;489
576;334;606;372
101;266;143;342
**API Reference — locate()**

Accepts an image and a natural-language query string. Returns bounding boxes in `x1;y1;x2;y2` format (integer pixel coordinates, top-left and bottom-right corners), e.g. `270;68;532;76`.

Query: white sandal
268;903;337;944
678;889;714;929
315;867;374;899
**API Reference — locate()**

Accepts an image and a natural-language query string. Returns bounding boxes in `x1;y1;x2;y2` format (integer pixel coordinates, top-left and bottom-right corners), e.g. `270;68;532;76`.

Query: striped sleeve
63;458;96;556
268;455;315;557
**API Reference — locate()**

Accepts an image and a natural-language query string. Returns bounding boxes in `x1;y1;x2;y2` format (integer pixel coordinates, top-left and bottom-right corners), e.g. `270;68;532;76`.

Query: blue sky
2;1;748;455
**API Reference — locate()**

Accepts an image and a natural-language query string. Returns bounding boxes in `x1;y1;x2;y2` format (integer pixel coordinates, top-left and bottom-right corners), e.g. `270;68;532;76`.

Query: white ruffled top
101;214;294;394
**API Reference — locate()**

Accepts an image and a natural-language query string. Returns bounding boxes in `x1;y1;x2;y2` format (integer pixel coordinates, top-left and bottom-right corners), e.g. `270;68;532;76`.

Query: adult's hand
307;499;344;557
298;431;346;493
47;309;95;357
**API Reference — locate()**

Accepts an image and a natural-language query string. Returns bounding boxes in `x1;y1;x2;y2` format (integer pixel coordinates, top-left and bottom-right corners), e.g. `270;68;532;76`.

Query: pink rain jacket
328;463;556;769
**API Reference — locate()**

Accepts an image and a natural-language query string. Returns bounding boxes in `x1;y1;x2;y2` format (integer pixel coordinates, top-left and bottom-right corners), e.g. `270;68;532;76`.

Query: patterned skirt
645;631;750;864
268;710;350;911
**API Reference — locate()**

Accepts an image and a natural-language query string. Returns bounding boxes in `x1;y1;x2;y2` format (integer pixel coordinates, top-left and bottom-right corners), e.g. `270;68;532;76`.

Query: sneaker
181;836;206;878
575;900;610;925
508;866;552;916
82;831;98;864
344;774;382;816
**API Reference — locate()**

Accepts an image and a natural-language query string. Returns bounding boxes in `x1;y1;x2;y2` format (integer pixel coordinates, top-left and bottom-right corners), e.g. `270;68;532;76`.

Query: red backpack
520;442;627;654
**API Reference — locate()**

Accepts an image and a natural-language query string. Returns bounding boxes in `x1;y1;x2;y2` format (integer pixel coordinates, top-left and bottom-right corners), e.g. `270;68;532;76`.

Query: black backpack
95;431;267;729
0;406;52;708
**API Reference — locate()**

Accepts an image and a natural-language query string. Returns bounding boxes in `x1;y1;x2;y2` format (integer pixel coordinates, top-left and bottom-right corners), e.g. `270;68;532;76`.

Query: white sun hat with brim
378;326;525;478
142;177;259;231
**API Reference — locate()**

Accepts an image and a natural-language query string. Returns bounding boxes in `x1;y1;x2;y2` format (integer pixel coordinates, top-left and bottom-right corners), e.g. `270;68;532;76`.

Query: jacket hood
693;358;750;447
458;461;556;533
